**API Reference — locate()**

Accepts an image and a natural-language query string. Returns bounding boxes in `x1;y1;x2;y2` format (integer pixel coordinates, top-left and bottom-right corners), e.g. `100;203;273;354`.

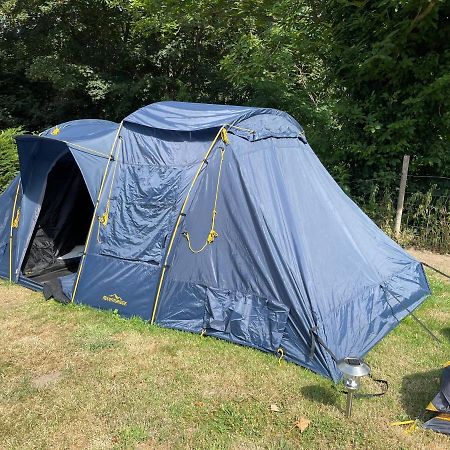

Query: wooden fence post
394;155;410;238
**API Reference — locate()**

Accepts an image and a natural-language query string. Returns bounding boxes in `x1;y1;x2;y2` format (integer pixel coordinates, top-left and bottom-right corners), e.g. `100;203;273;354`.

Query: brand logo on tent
102;294;127;306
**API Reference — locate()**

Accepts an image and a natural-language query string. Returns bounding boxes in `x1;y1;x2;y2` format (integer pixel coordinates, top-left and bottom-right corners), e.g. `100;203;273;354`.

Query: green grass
0;272;448;449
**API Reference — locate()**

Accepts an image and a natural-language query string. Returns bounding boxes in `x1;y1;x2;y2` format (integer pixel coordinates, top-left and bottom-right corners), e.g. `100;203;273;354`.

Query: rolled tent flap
124;100;303;134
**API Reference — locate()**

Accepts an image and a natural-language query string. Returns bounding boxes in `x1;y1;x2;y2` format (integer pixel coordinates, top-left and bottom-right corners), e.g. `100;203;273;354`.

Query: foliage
356;183;450;253
320;0;450;188
0;127;22;192
404;186;450;252
0;0;448;249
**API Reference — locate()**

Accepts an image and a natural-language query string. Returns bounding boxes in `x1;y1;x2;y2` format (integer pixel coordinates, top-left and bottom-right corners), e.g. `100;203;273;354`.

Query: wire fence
341;172;449;253
343;175;450;199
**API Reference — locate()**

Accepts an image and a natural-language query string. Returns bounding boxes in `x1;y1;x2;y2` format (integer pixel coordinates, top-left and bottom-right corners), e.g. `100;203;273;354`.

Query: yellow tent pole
71;121;123;303
150;126;226;324
9;180;21;283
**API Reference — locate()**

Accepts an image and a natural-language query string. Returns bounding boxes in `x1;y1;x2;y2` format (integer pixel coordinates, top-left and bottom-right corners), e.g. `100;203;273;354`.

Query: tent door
21;153;93;289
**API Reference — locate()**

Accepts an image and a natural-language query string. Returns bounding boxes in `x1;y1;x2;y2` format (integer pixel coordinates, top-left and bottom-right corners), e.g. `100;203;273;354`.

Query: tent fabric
422;363;450;435
0;175;21;279
40;119;119;158
422;414;450;435
6;120;118;283
124;101;304;136
0;102;431;382
427;363;450;413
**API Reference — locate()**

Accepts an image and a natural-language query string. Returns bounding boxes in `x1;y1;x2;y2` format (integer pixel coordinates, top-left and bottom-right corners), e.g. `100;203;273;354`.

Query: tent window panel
204;287;289;352
99;164;182;264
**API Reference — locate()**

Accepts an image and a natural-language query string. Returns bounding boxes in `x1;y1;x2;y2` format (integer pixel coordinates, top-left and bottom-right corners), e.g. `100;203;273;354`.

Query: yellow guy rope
71;122;124;303
97;137;123;242
223;123;255;134
9;180;21;283
277;348;285;365
182;146;226;253
391;419;418;433
150;126;228;324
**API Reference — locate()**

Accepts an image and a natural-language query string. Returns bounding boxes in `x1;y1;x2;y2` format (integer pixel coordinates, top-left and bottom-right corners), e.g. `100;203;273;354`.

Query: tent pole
150;126;226;324
9;180;21;283
71;121;123;303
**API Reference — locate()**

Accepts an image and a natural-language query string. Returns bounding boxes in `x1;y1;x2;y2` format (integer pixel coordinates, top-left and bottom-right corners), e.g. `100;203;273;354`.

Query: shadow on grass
441;327;450;342
401;368;441;418
300;383;340;406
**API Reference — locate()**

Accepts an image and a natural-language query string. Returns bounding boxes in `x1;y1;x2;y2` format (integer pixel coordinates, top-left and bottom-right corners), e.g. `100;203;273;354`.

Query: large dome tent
0;101;430;381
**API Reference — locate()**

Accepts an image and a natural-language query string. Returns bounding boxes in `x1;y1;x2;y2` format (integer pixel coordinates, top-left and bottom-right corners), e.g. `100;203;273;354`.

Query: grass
0;272;449;449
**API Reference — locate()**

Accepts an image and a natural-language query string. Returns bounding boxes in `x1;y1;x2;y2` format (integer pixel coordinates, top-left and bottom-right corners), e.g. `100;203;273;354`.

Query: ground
407;248;450;278
0;268;449;449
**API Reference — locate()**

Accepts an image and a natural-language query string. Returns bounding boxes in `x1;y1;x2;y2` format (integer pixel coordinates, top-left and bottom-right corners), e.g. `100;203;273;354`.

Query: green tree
318;0;450;190
0;127;22;191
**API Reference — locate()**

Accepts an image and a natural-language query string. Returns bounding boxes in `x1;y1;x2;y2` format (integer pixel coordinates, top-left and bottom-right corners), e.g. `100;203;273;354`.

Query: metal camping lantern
337;357;371;418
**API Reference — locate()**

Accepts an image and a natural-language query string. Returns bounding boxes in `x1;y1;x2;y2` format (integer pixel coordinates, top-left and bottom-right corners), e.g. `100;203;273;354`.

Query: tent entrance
21;153;93;286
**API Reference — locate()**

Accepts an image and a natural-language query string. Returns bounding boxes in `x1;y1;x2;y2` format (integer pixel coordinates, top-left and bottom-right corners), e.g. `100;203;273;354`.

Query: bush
0;127;22;192
403;187;450;253
355;184;450;254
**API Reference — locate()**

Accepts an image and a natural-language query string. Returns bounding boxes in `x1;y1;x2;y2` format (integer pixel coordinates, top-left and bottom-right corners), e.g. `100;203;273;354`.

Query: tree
318;0;450;190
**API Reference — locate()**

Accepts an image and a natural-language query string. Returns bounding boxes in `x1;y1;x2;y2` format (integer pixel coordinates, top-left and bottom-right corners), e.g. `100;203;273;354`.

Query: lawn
0;271;449;449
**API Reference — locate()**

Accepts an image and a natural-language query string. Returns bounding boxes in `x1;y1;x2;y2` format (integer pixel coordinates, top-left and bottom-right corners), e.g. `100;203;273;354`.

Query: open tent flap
13;136;98;300
22;153;93;282
11;121;118;298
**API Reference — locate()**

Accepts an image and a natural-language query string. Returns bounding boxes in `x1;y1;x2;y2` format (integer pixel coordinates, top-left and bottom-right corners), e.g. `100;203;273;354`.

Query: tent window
21;153;93;283
99;164;182;264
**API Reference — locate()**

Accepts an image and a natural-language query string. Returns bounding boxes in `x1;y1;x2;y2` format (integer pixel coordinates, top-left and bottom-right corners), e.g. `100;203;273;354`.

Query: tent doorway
21;153;93;286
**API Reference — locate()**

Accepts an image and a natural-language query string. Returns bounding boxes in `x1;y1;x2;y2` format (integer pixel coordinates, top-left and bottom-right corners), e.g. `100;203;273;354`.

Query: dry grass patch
0;272;449;449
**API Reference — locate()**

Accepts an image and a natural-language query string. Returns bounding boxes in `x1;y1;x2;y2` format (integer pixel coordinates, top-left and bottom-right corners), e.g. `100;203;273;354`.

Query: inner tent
21;152;93;295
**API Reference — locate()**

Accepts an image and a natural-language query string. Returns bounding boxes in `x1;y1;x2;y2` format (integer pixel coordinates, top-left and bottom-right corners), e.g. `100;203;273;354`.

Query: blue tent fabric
0;102;431;381
2;120;118;283
125;101;304;136
40;119;119;157
0;175;21;279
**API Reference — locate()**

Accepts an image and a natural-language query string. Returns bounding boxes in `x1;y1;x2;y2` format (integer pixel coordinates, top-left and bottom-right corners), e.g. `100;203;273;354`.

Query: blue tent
0;101;430;381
